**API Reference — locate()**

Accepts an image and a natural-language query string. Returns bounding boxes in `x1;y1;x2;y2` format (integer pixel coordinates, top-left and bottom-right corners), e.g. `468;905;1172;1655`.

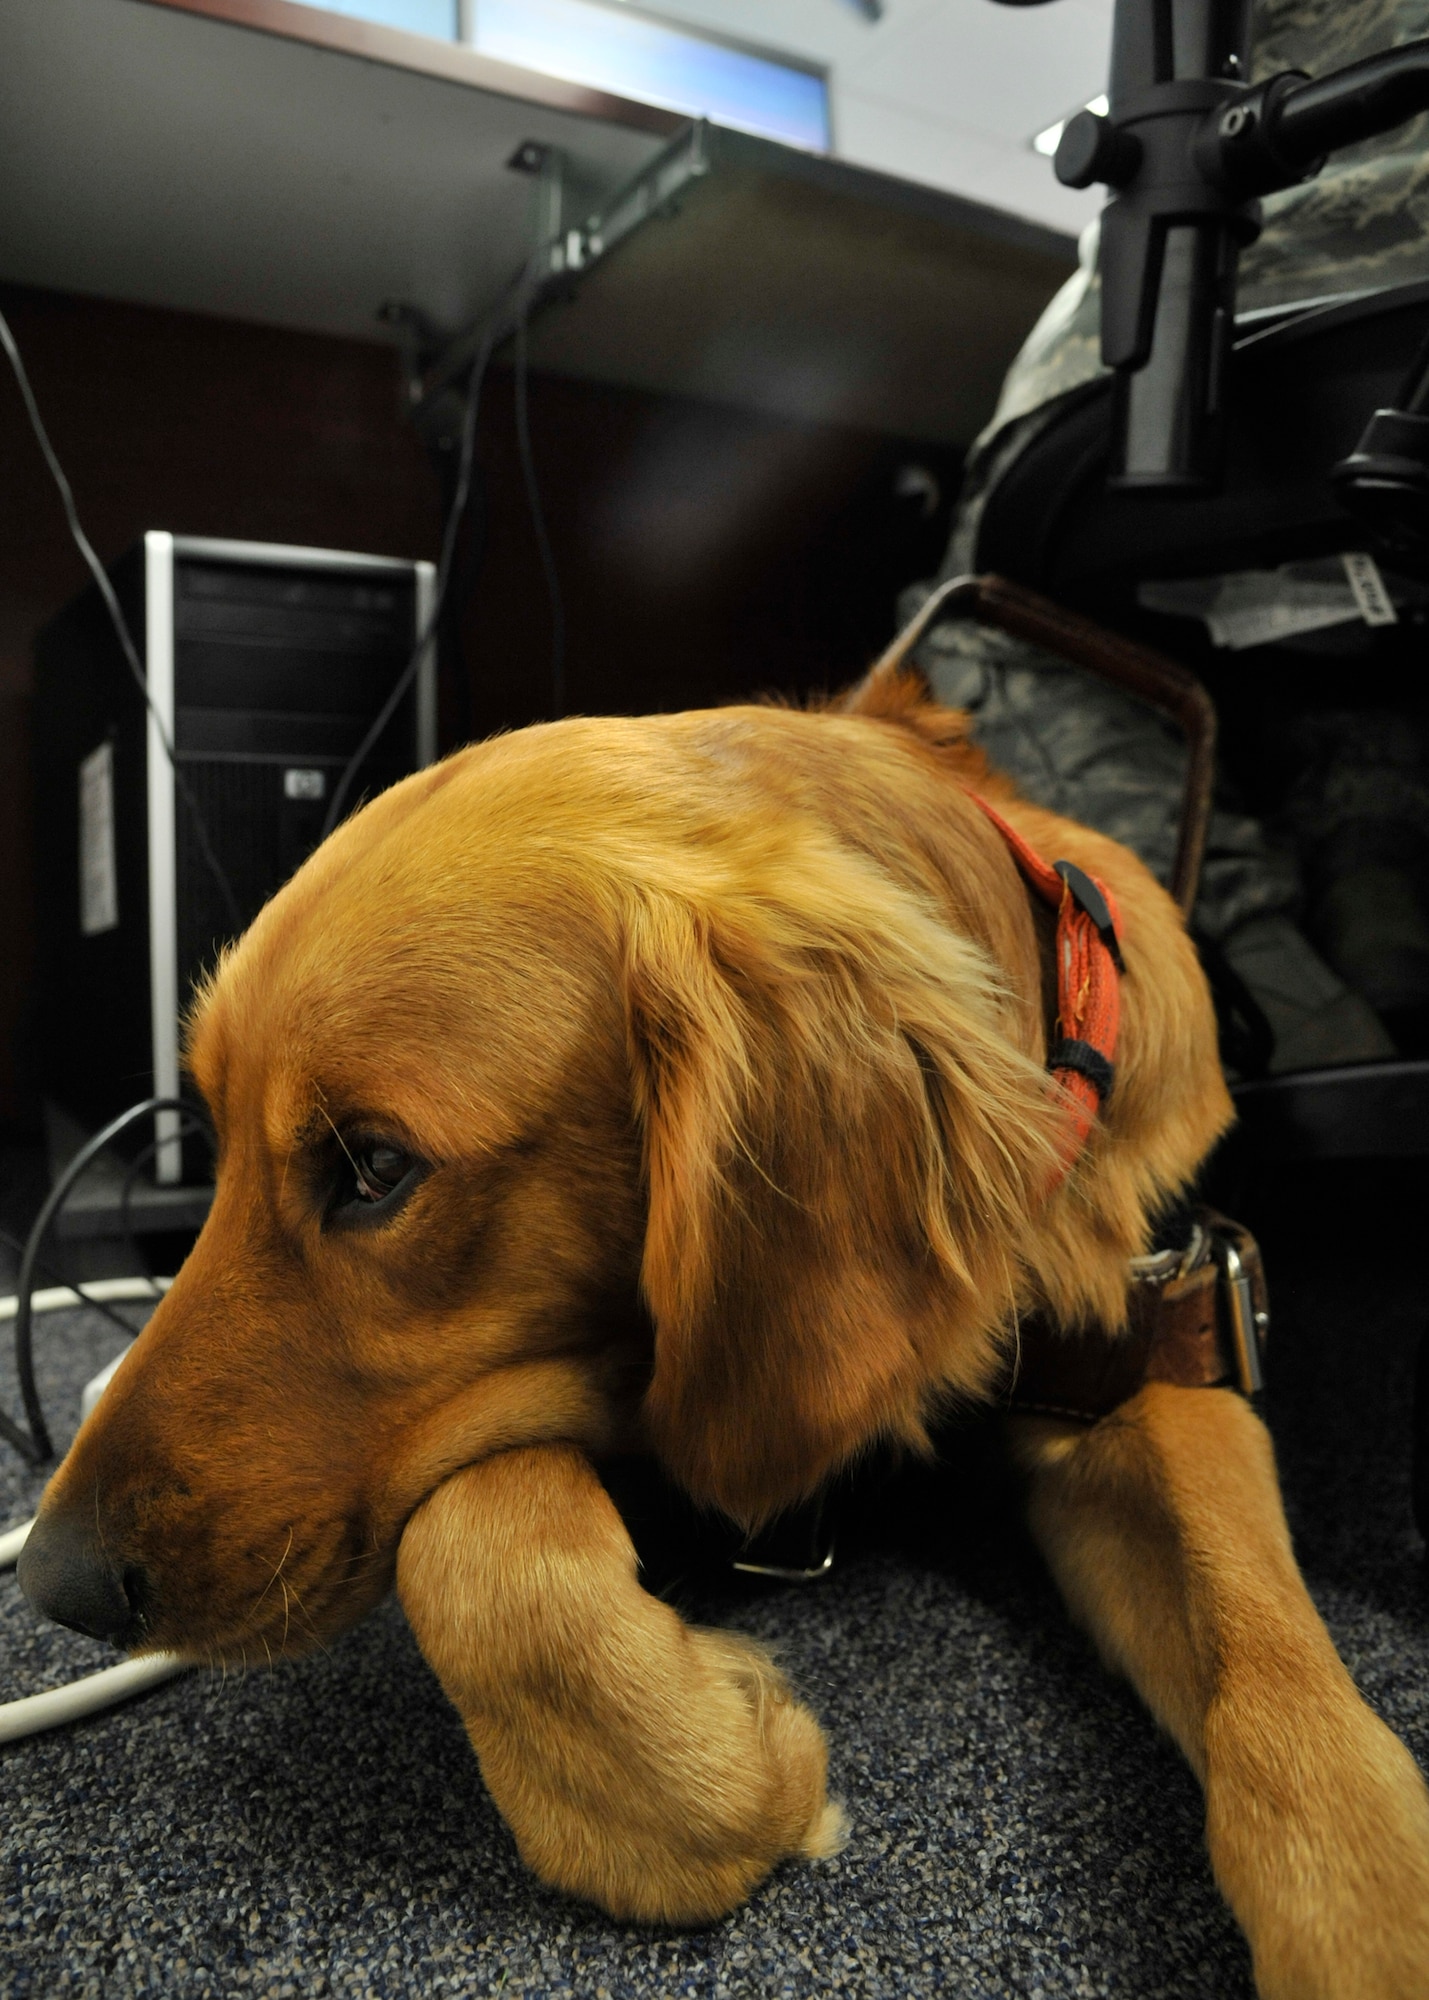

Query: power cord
437;450;488;748
5;1096;213;1464
0;305;242;935
514;297;566;720
0;1224;156;1350
0;1104;194;1741
320;312;500;841
0;1294;175;1563
322;253;572;837
0;1338;184;1742
116;1111;210;1276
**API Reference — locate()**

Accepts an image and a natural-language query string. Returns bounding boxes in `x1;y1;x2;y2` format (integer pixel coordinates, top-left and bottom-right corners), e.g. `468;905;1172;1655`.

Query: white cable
0;1276;171;1322
0;1522;191;1741
0;1518;32;1567
0;1277;188;1738
0;1277;175;1561
0;1653;186;1744
80;1350;129;1422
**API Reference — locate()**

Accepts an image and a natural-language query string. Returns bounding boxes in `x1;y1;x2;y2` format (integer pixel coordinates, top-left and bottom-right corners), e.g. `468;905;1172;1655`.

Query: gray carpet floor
1;1158;1425;1999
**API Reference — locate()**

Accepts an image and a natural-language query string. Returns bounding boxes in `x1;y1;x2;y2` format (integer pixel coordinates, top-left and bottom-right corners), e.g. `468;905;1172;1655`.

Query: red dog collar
968;793;1123;1176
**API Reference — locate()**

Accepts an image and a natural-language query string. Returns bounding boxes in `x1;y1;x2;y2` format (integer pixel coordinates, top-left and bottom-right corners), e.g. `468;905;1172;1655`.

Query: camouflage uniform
911;0;1429;1071
964;0;1429;441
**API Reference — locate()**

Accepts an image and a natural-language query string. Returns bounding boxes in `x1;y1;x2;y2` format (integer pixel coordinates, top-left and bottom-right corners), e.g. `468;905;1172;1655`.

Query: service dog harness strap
1006;1212;1270;1425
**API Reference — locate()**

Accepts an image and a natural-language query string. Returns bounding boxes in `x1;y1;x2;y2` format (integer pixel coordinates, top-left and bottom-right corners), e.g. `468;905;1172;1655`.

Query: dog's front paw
490;1619;845;1925
397;1446;843;1924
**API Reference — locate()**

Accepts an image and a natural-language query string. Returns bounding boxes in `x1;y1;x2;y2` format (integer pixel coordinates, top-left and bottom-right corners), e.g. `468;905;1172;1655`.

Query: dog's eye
351;1140;412;1203
328;1136;422;1225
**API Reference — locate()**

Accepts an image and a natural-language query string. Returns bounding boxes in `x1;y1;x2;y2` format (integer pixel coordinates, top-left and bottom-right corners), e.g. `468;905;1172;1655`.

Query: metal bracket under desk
391;117;1076;454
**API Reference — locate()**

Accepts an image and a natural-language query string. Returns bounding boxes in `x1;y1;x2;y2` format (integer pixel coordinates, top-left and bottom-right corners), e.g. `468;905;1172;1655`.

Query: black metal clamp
1049;1;1429;492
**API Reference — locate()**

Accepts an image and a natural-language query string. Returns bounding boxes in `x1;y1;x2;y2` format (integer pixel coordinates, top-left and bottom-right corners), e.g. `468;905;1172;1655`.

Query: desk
1;0;1075;443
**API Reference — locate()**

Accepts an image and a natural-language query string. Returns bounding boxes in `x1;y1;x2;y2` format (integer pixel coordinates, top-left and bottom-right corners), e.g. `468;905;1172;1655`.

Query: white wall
609;0;1112;233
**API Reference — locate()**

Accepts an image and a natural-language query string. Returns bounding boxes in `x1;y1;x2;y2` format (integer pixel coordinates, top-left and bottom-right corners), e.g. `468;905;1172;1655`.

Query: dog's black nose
16;1508;142;1644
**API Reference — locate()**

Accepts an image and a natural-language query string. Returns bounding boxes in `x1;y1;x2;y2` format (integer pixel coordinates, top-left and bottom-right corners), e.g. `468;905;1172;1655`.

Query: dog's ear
624;831;1062;1527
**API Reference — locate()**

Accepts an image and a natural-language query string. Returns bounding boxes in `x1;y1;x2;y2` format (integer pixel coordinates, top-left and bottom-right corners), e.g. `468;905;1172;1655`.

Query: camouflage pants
911;611;1395;1074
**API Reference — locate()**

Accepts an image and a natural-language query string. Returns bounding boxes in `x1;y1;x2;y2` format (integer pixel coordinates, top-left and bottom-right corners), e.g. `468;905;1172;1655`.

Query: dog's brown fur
30;669;1429;1992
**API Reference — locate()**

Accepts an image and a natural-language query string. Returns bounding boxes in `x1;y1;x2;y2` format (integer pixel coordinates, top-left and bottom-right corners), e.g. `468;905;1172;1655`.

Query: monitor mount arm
1050;1;1429;494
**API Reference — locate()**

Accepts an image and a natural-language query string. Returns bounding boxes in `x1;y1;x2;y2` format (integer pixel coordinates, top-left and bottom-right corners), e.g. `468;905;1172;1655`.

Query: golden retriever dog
19;659;1429;1998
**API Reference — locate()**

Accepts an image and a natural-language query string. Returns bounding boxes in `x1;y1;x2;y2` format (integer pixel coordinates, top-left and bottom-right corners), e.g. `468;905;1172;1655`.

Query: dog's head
20;705;1079;1662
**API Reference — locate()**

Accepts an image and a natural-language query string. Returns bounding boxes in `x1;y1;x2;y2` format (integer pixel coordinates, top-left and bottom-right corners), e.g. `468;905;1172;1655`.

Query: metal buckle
731;1545;836;1584
1215;1230;1267;1396
730;1493;836;1583
1128;1217;1208;1287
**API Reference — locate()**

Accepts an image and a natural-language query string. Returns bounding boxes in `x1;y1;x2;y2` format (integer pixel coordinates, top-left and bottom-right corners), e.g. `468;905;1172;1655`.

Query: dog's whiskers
248;1526;295;1620
316;1099;361;1183
335;1549;389;1578
281;1576;332;1659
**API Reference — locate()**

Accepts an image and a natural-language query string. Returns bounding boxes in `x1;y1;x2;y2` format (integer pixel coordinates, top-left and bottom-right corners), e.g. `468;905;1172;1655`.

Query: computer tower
33;533;437;1184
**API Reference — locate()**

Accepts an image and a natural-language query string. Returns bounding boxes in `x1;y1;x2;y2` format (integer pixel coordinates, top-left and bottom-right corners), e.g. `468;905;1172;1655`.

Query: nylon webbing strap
967;793;1124;1178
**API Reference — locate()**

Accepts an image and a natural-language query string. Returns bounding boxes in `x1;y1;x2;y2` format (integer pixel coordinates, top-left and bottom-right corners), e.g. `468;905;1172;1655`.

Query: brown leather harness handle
868;574;1217;920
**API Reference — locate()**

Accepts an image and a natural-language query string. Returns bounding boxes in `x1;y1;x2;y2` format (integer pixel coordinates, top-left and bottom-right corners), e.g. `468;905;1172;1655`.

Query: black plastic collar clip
1054;859;1124;969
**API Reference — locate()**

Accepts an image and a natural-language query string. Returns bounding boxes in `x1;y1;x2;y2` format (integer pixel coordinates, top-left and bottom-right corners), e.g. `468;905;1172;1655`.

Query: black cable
321;317;500;841
0;306;243;936
8;1097;211;1464
514;300;566;719
0;1225;157;1350
117;1113;210;1277
439;455;488;747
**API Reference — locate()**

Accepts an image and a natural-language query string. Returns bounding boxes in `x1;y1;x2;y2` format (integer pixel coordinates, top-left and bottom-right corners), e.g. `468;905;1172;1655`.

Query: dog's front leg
1015;1382;1429;2000
397;1443;843;1923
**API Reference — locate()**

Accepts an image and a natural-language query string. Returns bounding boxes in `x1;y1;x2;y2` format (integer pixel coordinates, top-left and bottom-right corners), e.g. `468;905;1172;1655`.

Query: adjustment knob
1333;407;1429;547
1055;110;1141;190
